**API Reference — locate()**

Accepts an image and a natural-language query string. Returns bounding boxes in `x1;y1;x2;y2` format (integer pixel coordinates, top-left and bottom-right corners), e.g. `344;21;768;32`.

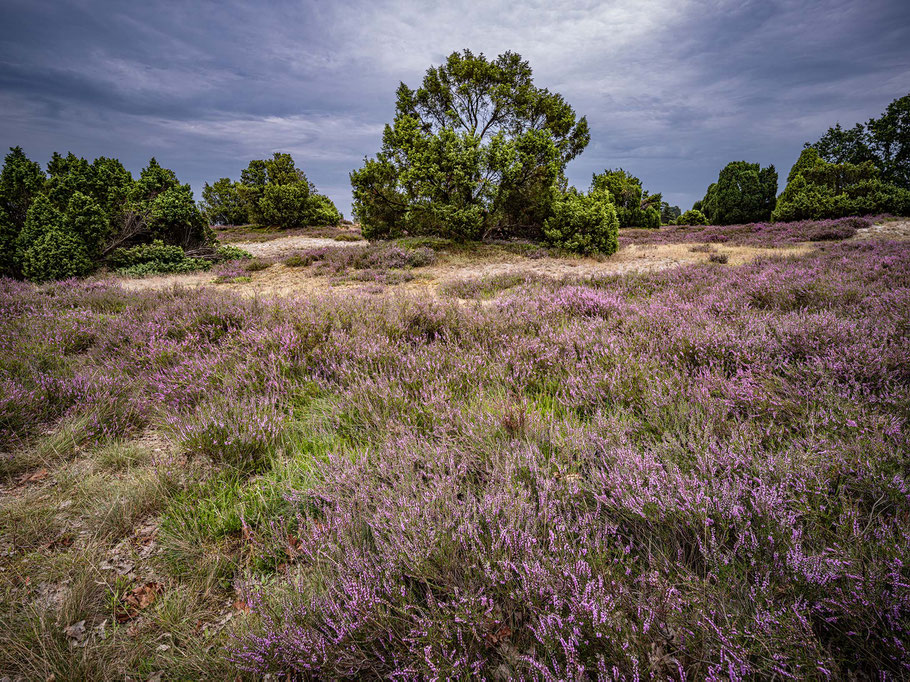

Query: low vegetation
1;230;909;677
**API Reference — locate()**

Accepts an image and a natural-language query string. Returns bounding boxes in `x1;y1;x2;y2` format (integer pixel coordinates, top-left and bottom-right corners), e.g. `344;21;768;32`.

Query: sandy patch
241;235;364;258
117;241;810;297
855;219;910;240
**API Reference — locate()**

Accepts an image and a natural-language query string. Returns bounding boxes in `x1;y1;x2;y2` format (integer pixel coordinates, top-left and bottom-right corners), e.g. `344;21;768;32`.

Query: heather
619;215;881;247
1;236;909;678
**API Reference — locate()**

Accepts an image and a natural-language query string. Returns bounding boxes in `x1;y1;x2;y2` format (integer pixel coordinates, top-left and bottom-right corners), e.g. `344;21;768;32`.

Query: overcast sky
1;0;908;216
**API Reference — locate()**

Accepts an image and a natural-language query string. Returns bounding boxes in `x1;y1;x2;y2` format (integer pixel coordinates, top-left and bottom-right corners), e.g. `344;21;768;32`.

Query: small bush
215;244;252;261
708;252;729;264
243;259;270;272
107;240;210;276
543;191;618;255
21;228;92;282
677;208;709;226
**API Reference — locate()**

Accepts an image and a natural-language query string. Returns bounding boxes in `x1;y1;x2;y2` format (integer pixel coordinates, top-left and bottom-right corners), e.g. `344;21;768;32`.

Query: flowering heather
619;215;882;248
1;238;909;677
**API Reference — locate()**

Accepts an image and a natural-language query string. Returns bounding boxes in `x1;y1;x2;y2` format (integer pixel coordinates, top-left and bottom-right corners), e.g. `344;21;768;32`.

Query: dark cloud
1;0;908;215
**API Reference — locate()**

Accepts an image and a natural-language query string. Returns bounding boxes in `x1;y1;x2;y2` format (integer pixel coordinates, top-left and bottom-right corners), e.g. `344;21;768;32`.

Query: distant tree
772;147;910;221
351;49;590;240
677;208;708;226
21;226;92;282
700;161;777;225
807;93;910;190
237;153;339;228
201;178;248;225
660;202;681;224
590;169;661;228
66;192;109;258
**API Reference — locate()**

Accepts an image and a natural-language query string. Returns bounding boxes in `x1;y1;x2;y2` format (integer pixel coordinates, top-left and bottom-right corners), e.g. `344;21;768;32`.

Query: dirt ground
116;220;910;298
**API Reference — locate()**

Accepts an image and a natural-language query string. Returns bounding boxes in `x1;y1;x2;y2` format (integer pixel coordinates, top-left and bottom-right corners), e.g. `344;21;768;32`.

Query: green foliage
17;194;63;260
808;93;910;190
306;193;342;226
660;202;681;224
66;192;109;258
107;240;210;276
773;147;910;221
21;227;92;282
543;190;618;254
590;169;661;228
700;161;778;224
677;208;709;226
214;244;252;261
201;178;248;226
258;183;311;229
351;49;589;241
0;147;46;229
235;153;340;228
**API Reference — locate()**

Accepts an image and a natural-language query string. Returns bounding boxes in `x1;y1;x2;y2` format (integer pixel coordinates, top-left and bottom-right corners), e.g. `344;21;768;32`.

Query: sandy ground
115;219;910;298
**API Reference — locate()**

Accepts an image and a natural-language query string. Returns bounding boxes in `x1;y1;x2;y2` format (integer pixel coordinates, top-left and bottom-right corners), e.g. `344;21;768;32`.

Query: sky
1;0;909;217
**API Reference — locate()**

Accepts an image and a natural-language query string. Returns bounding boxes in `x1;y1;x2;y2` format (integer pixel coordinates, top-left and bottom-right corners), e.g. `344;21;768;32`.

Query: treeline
0;151;341;282
1;49;908;282
349;50;909;245
0;152;213;282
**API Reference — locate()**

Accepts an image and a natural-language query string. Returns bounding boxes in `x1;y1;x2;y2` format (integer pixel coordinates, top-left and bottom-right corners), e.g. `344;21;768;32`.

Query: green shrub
21;227;92;282
66;191;109;258
107;240;210;276
214;244;252;261
543;190;618;255
306;193;342;226
16;194;63;260
677;209;709;226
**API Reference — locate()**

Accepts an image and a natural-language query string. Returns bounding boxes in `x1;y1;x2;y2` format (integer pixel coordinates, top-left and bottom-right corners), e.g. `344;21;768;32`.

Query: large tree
700;161;778;225
808;93;910;190
351;50;590;240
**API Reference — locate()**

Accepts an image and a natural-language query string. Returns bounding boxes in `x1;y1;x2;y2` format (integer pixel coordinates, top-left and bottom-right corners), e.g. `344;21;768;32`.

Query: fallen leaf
117;582;163;622
62;620;86;642
232;599;251;612
19;468;49;484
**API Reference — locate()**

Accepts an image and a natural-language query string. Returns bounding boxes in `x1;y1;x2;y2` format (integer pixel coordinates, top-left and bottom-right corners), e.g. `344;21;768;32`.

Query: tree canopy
807;93;910;190
590;169;661;228
351;50;590;241
772;147;910;221
699;161;778;225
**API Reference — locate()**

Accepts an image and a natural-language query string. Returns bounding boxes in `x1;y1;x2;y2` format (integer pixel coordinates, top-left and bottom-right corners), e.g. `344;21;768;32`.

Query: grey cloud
1;0;908;216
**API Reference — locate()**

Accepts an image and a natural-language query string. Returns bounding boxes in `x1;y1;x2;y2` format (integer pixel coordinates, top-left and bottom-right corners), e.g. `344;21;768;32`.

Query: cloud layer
1;0;908;215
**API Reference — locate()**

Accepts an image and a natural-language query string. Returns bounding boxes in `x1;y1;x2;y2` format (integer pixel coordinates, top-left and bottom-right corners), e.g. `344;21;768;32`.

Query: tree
772;147;910;221
66;192;109;258
590;169;661;228
21;227;92;282
807;93;910;190
124;159;211;249
700;161;777;225
16;194;63;261
660;202;681;224
237;153;340;228
543;189;618;254
201;178;248;225
868;94;910;189
677;209;708;226
351;49;590;240
0;147;45;273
